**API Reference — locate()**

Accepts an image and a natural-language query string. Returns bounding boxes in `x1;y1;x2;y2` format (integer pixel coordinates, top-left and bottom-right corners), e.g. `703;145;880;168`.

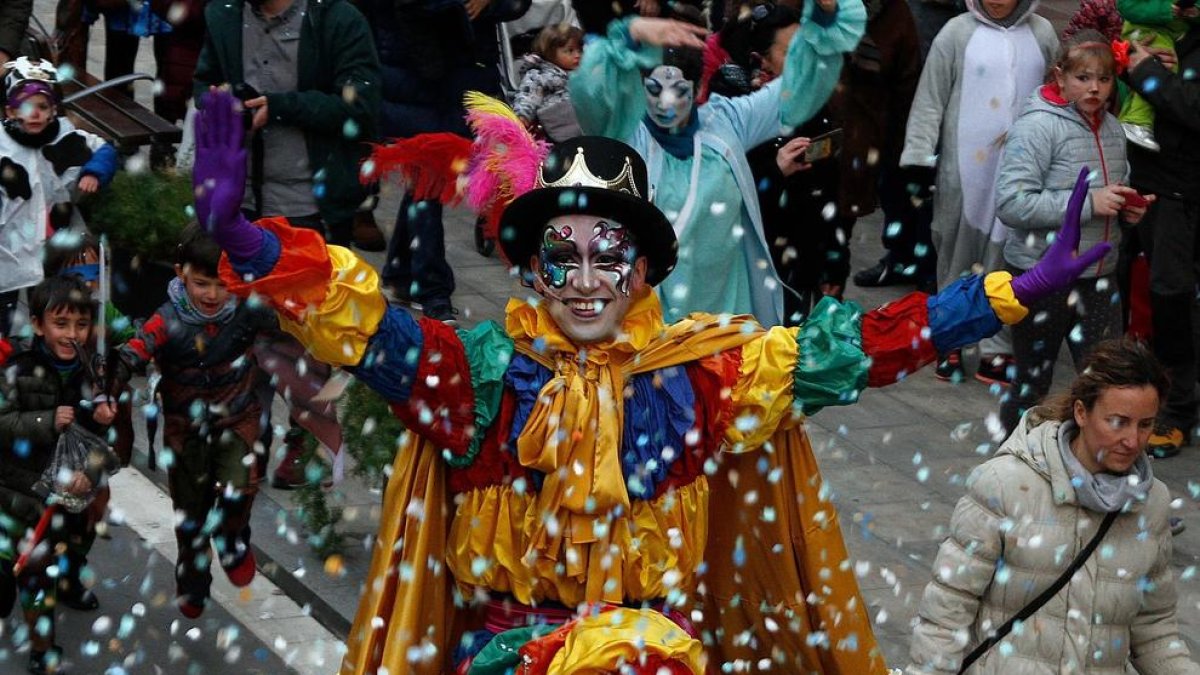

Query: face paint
539;221;637;295
538;224;575;290
533;214;645;344
644;65;695;130
590;220;637;295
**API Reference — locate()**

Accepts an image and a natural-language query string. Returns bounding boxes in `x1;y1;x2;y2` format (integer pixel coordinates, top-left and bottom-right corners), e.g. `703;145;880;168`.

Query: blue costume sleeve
699;0;865;153
926;275;1004;354
81;143;119;186
230;229;282;280
347;306;424;404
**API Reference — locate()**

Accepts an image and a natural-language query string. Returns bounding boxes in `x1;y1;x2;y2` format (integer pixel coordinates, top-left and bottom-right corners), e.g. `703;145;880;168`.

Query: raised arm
569;17;705;141
725;170;1109;448
708;0;866;151
193;90;482;455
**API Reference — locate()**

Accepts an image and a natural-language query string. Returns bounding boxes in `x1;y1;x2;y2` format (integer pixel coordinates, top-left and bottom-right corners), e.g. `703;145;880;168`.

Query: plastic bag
31;423;121;514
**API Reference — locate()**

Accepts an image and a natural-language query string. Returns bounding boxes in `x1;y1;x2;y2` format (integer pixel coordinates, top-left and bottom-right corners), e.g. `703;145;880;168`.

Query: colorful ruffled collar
504;287;666;363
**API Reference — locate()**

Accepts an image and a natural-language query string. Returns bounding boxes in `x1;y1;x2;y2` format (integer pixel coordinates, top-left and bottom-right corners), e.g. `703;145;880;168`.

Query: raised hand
194;89;262;262
1010;167;1113;307
628;17;709;49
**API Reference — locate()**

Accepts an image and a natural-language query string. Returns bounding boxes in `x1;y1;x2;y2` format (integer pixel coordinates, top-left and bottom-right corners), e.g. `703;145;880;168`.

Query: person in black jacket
0;0;31;65
0;276;116;675
357;0;528;323
1124;35;1200;459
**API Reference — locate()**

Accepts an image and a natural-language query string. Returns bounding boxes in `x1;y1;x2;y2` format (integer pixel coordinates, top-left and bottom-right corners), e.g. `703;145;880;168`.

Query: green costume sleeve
1117;0;1174;27
792;296;869;415
444;321;514;468
569;17;664;142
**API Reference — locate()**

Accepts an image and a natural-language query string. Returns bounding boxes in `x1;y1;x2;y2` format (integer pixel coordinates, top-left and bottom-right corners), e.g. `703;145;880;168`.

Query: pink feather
463;93;551;239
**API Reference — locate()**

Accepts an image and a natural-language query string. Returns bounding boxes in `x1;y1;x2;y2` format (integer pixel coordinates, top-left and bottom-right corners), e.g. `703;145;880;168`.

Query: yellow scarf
504;289;764;571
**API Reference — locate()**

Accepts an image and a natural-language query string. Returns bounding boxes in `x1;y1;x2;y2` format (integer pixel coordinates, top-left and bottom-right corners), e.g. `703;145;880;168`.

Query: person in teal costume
569;1;867;325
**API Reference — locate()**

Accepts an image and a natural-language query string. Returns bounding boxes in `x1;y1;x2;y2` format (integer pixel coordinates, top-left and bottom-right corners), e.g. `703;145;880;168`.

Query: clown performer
568;3;866;326
193;90;1107;674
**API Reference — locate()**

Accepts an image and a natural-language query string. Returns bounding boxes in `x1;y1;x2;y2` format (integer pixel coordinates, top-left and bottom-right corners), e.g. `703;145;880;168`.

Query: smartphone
804;128;844;163
1124;192;1150;208
231;83;262;130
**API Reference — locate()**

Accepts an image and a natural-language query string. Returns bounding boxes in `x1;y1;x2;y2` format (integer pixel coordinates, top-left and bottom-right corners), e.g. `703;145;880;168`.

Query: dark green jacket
0;346;104;522
0;0;31;58
193;0;381;228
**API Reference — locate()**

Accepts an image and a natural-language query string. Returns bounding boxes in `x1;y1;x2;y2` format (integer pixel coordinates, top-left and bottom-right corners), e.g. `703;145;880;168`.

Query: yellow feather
463;91;520;124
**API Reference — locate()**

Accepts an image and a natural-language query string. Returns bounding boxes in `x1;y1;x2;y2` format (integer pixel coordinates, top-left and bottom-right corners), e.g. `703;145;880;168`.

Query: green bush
342;379;406;488
86;168;194;261
294;379;404;557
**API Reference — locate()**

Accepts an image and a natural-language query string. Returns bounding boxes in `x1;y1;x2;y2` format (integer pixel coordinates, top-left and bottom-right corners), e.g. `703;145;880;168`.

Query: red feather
361;133;472;204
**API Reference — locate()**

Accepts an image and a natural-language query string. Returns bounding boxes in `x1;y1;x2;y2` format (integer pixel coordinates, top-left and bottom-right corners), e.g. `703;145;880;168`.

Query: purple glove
1010;167;1113;307
194;90;263;262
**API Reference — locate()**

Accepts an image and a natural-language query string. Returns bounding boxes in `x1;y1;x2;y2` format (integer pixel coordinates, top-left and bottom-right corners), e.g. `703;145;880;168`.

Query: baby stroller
472;0;578;257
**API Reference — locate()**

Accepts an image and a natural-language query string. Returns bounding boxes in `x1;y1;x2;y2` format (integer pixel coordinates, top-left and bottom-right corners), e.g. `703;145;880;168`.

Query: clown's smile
567;298;611;318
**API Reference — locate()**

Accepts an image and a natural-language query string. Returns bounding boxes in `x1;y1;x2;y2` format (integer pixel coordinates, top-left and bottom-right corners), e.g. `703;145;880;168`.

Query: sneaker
271;429;311;490
28;646;64;675
853;260;915;288
1170;516;1186;536
424;304;459;326
934;350;965;382
975;354;1014;386
1149;426;1185;459
223;549;256;588
1122;122;1161;152
176;594;206;619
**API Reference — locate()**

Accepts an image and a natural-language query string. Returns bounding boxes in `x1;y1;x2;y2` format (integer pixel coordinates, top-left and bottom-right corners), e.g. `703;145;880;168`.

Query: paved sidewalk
32;0;1200;670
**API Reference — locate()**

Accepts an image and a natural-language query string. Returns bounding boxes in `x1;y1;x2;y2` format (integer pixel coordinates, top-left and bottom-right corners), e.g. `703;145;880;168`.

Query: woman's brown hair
1045;339;1169;421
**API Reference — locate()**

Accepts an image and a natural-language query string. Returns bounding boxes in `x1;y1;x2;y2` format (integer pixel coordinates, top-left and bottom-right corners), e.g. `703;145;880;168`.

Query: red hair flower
1112;40;1130;75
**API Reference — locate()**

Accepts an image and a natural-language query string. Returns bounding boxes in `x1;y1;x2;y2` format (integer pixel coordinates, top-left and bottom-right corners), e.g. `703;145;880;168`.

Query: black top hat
498;136;678;287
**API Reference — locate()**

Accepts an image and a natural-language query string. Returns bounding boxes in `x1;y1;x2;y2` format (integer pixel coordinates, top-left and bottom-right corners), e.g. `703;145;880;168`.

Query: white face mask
643;65;695;131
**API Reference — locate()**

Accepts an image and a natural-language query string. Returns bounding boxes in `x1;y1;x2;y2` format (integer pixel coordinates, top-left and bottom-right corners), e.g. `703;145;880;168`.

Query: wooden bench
61;71;182;153
22;22;182;153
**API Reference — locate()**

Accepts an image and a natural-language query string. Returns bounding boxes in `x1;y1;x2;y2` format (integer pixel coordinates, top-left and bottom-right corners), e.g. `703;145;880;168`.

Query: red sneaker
177;595;205;619
224;549;257;587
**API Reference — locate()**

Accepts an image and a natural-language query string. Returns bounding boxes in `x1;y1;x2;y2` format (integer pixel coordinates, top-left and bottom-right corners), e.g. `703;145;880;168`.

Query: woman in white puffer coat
907;339;1200;674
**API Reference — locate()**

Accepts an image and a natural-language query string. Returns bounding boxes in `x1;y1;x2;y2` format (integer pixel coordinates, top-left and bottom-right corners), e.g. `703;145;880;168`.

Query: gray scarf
1057;421;1153;513
167;276;238;326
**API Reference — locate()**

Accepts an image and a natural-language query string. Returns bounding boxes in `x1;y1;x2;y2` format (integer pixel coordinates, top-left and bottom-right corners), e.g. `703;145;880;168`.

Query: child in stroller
511;23;584;143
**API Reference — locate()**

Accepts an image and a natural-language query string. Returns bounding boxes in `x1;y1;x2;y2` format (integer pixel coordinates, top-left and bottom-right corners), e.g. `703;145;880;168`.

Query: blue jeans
382;194;455;310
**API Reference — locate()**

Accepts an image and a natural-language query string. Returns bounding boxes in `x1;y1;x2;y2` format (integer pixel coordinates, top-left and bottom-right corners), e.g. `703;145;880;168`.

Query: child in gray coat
994;32;1151;432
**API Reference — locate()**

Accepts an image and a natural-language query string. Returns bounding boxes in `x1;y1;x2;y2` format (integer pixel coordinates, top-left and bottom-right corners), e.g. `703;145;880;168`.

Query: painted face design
535;214;642;344
644;65;695;130
538;219;637;295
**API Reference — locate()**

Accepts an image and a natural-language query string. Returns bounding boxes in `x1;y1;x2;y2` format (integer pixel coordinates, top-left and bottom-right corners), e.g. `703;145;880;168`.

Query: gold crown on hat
537;147;641;198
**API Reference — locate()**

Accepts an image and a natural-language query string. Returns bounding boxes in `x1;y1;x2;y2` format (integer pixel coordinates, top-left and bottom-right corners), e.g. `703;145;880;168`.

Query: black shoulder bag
956;510;1120;674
